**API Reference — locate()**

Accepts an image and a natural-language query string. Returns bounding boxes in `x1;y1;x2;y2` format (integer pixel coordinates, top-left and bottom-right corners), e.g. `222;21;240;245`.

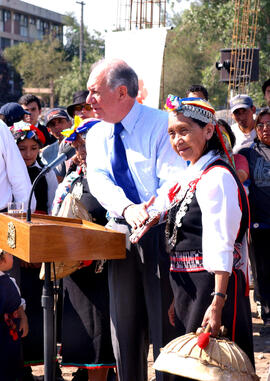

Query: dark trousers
250;228;270;322
107;220;175;381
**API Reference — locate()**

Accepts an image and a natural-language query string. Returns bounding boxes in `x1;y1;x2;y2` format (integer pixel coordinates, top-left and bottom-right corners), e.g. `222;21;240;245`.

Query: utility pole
76;1;85;72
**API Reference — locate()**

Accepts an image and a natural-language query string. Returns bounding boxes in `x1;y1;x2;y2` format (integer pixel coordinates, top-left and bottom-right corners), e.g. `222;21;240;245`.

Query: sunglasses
74;104;92;112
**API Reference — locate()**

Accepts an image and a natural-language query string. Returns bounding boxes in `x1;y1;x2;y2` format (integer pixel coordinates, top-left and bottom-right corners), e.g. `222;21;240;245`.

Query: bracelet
122;204;134;217
211;291;227;301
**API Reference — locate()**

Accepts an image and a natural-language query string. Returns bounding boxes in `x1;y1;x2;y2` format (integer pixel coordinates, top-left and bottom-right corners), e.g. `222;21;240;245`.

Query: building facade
0;0;64;50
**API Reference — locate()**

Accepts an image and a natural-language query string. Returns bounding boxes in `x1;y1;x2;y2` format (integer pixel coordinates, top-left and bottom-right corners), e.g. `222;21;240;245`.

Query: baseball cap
44;108;70;127
0;102;30;127
230;94;253;113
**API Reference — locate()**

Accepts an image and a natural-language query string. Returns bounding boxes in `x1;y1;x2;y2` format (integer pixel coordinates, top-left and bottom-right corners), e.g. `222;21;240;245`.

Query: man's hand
123;196;155;229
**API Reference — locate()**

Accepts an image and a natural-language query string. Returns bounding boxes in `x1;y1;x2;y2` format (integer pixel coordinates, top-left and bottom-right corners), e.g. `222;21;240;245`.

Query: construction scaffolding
228;0;260;97
116;0;167;31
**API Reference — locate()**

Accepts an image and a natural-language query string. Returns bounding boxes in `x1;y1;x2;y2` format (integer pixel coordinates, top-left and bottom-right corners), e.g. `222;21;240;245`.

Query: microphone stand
26;168;56;381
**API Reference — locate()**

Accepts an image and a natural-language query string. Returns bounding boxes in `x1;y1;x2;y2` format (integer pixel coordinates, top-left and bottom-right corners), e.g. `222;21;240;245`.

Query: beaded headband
165;95;216;125
10;121;46;146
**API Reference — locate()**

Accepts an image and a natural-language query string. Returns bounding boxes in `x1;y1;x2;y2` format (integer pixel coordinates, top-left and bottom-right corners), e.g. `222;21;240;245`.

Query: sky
24;0;191;35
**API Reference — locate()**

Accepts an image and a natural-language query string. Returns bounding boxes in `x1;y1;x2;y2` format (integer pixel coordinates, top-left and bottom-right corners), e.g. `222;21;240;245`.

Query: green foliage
4;35;68;88
165;0;270;109
63;13;104;62
54;52;100;107
54;14;104;107
3;13;105;106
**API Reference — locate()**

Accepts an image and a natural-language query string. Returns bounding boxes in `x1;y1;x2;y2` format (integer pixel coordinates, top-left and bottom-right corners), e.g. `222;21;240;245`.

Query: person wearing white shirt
0;119;35;212
131;96;255;374
230;94;257;153
86;59;186;381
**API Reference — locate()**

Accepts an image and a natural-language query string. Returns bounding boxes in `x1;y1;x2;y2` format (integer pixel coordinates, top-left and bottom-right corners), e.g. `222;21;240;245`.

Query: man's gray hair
92;59;139;98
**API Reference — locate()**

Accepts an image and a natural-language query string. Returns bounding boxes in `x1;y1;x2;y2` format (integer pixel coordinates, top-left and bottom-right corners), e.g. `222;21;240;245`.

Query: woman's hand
201;270;229;337
201;298;224;337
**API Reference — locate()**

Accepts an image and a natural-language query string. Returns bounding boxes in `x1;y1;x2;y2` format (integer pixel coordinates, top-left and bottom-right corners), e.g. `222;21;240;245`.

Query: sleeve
234;153;249;177
149;124;187;213
10;277;26;310
1;124;36;211
2;277;21;313
45;170;59;214
196;167;242;273
86;125;132;217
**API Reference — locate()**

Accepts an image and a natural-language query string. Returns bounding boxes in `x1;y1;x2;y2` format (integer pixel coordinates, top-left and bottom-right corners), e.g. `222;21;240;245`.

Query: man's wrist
122;203;134;218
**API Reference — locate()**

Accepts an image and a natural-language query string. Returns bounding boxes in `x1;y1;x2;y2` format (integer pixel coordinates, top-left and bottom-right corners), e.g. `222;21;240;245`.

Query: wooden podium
0;212;126;381
0;213;126;262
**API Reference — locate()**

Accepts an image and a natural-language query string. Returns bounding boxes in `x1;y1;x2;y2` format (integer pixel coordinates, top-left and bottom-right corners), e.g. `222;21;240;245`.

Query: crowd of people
0;59;270;381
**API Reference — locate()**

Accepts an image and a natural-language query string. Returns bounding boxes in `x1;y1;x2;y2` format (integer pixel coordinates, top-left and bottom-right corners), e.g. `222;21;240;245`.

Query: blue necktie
111;122;141;204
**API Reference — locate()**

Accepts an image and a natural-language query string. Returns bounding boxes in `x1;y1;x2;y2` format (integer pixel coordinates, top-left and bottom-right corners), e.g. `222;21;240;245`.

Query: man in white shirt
230;94;257;153
86;59;186;381
0;116;35;212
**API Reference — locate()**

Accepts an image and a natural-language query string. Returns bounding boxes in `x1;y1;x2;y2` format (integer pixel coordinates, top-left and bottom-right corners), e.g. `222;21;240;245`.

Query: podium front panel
0;213;126;263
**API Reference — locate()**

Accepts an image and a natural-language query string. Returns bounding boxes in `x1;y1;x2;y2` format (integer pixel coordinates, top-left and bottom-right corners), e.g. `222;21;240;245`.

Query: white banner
105;28;167;109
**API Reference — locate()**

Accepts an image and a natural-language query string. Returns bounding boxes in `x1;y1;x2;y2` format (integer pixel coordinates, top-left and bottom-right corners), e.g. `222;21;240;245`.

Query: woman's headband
165;95;216;125
10;121;46;146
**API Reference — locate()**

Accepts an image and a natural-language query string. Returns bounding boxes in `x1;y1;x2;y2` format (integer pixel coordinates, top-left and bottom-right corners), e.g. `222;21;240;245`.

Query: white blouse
169;151;242;274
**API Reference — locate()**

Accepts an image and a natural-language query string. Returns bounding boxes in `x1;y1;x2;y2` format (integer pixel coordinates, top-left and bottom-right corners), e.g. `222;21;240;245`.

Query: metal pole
42;262;55;381
76;1;85;72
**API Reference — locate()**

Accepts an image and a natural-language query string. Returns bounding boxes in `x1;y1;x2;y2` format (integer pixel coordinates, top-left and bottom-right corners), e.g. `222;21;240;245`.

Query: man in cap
41;108;72;180
18;94;56;147
0;102;30;127
67;90;93;120
262;79;270;107
230;94;257;153
0;103;36;212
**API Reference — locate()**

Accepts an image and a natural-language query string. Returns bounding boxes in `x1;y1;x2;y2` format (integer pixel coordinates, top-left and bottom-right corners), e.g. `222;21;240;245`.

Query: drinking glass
7;202;24;218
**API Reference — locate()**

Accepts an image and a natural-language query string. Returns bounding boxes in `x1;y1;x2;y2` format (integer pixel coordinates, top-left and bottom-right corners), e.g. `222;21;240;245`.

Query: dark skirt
61;262;115;368
250;228;270;322
170;269;254;380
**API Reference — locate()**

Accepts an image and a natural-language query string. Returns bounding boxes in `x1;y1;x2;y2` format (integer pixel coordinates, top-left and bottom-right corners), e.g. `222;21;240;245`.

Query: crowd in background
0;61;270;381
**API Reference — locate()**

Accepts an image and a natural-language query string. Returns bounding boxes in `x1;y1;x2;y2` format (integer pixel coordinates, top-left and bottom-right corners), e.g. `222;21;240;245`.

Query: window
0;37;11;50
20;15;28;37
3;10;11;33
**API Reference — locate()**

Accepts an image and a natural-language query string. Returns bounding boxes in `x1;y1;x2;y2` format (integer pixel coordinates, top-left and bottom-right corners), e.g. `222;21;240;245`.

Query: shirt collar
181;151;219;185
0;271;5;276
121;100;141;134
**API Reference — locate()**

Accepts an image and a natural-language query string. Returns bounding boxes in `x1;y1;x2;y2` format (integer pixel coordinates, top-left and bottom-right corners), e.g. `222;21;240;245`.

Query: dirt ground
33;290;270;380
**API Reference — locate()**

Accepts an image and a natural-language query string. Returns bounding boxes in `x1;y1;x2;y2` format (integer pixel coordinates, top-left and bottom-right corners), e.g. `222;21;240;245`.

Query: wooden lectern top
0;213;126;263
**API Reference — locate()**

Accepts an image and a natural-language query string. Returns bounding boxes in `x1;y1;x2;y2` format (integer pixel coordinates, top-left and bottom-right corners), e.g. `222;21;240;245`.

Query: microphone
40;145;76;176
26;144;75;222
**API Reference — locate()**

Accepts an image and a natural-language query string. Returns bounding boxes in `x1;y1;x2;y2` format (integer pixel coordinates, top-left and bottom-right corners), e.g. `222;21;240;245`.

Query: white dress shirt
0;120;36;211
86;101;186;217
231;122;257;153
171;151;243;274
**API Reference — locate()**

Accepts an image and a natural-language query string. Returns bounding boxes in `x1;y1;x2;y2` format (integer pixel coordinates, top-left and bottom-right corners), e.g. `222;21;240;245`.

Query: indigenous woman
239;107;270;335
131;97;254;375
52;119;116;381
9;121;58;380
